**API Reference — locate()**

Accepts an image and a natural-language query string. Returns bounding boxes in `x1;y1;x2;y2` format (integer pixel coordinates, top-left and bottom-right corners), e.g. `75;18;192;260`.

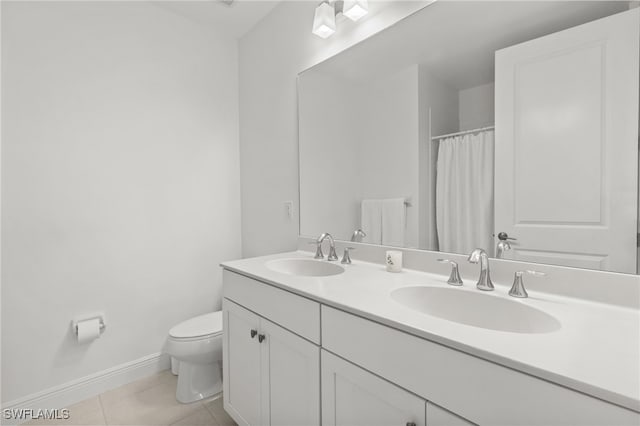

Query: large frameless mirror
298;1;640;274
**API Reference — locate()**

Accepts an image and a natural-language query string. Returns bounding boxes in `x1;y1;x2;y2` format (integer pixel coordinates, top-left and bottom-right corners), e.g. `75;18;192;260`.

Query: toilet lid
169;311;223;339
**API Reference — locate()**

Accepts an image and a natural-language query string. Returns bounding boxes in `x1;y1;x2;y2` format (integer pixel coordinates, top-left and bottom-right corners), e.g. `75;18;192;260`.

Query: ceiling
152;0;281;39
305;1;633;90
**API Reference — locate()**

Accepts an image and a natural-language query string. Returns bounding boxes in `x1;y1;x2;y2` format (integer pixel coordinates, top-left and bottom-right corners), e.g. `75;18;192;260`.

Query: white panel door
223;299;262;426
261;318;320;426
494;9;639;273
321;350;426;426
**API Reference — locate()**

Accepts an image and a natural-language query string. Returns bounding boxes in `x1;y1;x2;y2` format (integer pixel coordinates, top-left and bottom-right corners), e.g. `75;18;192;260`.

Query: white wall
239;0;431;257
1;2;241;403
459;82;495;131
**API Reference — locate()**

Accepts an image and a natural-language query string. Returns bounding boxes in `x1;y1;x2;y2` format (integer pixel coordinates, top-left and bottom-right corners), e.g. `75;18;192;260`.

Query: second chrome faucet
439;247;545;298
467;248;494;291
439;248;494;291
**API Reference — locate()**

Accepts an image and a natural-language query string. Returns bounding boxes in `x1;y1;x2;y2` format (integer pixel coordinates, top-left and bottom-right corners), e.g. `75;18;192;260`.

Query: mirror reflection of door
494;9;639;273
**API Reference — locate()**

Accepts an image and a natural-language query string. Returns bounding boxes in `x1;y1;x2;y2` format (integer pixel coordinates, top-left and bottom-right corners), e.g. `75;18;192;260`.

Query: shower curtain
436;130;494;255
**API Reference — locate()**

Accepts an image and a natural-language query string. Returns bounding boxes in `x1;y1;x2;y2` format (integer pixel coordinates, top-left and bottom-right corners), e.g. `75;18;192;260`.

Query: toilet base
176;360;222;404
171;357;180;376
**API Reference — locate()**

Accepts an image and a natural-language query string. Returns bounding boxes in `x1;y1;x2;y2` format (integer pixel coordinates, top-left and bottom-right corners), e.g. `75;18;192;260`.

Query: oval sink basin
391;287;560;334
266;258;345;277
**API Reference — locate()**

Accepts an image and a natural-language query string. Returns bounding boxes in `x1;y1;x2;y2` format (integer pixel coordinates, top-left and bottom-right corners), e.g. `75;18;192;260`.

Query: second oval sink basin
391;287;560;334
266;258;345;277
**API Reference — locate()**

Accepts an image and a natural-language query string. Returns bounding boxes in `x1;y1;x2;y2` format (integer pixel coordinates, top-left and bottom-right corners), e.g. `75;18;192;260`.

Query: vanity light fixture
343;0;368;21
312;2;337;39
312;0;369;39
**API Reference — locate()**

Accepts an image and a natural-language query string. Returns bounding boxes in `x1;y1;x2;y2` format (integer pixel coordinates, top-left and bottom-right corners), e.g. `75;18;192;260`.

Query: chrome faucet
495;232;516;259
496;240;511;259
467;248;494;291
350;229;367;243
316;233;339;261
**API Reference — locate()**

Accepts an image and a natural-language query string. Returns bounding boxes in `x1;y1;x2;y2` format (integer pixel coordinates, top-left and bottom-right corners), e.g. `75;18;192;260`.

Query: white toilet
164;311;223;403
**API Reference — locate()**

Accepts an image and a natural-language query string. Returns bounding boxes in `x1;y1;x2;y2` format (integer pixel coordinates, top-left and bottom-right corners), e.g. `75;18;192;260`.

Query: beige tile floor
26;371;237;426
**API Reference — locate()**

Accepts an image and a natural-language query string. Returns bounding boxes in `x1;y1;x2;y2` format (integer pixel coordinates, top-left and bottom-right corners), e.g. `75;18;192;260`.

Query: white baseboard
1;353;171;426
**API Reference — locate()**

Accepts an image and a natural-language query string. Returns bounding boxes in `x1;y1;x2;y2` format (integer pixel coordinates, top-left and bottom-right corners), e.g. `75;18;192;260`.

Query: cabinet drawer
427;403;474;426
321;306;639;426
223;269;320;344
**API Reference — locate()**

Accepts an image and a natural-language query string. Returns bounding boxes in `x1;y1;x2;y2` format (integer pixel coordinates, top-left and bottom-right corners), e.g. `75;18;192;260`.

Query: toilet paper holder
71;314;107;337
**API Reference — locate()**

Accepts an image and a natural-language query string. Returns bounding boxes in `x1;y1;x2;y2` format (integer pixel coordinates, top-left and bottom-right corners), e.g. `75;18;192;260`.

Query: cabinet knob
250;329;258;338
258;334;266;343
406;422;416;426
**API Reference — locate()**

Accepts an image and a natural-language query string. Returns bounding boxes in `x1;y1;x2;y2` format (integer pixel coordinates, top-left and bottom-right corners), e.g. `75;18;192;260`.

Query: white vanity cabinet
321;306;638;426
222;271;321;426
222;268;639;426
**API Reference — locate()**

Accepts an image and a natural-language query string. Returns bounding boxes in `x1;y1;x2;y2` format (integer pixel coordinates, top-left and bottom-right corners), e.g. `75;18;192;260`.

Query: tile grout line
97;371;174;426
203;397;231;426
26;372;223;426
168;401;217;426
97;395;108;426
202;401;219;426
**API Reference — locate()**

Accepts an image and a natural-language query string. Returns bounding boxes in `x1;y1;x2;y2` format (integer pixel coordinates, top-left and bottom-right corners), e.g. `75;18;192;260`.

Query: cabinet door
223;299;262;426
260;318;320;426
321;350;425;426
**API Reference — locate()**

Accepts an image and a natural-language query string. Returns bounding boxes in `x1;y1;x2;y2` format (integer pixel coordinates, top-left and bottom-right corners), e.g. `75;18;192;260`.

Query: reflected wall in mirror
298;1;640;274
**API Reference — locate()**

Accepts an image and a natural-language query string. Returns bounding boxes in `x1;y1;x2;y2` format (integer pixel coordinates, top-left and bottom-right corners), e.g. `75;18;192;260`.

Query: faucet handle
509;270;546;298
437;259;463;286
308;241;324;259
341;247;355;264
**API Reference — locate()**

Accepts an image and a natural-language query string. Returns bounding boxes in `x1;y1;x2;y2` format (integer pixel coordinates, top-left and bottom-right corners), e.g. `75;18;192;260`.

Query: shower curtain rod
431;125;495;141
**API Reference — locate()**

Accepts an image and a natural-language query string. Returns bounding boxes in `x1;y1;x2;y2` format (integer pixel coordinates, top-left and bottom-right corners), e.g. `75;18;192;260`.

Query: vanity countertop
221;251;640;412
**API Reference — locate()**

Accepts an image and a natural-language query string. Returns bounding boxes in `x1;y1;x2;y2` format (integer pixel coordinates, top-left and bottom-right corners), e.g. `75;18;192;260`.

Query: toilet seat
167;331;221;342
169;311;222;340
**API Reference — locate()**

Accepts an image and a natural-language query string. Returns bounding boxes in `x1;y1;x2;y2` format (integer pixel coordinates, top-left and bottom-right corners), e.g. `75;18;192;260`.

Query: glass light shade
343;0;368;21
312;2;336;39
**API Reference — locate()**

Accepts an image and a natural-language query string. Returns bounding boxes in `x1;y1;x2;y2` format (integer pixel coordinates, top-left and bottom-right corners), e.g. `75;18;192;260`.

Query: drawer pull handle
258;334;266;343
406;423;416;426
250;329;258;338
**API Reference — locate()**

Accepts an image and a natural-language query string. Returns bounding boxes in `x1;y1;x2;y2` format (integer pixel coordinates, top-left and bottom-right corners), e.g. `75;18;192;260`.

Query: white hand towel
361;199;382;244
381;198;406;247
